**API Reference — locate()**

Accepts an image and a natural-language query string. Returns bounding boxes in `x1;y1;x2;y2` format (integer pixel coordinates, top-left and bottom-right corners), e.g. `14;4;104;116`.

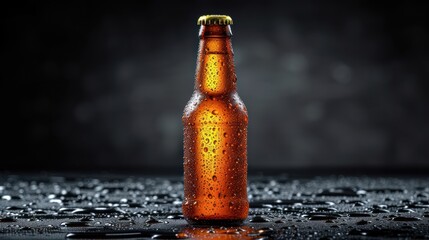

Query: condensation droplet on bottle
223;132;228;138
212;176;217;181
204;147;208;152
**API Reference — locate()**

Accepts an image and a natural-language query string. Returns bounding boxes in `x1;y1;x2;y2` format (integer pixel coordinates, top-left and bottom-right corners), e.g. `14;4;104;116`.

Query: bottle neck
195;25;237;96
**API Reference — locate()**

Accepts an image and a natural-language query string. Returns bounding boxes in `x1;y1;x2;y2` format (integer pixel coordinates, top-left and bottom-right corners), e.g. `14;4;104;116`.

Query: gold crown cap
197;15;233;25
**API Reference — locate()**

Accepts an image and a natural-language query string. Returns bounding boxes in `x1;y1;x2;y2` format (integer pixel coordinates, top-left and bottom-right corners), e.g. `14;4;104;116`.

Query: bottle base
185;218;245;226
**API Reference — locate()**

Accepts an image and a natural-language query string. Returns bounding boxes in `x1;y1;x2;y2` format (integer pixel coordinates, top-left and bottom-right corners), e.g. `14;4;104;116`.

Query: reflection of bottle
182;15;248;225
183;225;255;239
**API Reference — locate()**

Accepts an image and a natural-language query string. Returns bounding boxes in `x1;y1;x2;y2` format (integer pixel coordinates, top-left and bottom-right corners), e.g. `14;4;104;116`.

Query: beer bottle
182;15;248;225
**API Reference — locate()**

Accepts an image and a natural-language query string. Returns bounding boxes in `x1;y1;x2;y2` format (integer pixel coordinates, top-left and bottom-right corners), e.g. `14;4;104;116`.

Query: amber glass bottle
182;15;248;225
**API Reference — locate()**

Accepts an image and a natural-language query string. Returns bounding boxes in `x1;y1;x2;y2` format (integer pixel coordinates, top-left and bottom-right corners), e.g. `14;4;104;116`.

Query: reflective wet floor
0;174;428;239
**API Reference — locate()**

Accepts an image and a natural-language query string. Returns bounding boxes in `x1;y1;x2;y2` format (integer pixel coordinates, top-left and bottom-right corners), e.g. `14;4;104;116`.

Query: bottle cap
197;15;233;25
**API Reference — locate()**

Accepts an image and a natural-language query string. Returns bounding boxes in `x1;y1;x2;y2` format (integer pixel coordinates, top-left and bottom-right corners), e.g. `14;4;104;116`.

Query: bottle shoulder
183;91;247;124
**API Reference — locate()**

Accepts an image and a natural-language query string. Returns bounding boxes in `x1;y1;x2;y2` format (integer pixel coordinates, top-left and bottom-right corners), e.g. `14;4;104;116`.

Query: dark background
3;0;429;173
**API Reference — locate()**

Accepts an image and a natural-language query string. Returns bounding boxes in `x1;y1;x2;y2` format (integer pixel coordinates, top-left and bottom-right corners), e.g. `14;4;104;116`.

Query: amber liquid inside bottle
182;24;248;225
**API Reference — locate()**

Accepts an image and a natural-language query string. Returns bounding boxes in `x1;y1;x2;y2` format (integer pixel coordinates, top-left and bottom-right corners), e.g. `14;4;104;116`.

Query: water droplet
392;216;422;221
249;216;271;223
61;221;90;227
397;208;415;213
145;217;163;224
372;209;390;213
0;217;16;222
348;213;372;217
307;214;340;221
356;220;371;225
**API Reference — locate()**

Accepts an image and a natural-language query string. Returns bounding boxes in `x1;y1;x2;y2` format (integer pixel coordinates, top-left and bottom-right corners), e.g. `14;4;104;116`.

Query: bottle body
182;20;248;224
183;92;248;224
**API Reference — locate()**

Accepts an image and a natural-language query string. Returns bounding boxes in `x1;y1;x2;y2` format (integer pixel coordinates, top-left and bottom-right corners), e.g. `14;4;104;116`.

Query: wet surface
0;174;428;239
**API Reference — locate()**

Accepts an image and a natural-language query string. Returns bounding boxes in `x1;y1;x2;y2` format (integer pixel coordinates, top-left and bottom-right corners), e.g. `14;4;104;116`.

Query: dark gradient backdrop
3;1;429;173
